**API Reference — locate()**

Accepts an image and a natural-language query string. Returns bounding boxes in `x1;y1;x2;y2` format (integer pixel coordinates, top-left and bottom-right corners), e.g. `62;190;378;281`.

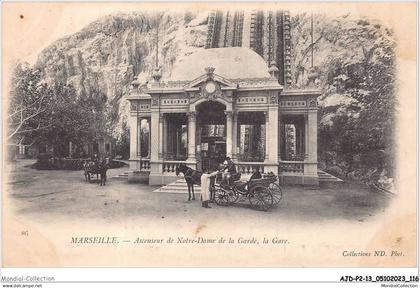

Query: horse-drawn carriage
83;159;110;186
212;172;282;211
175;163;282;211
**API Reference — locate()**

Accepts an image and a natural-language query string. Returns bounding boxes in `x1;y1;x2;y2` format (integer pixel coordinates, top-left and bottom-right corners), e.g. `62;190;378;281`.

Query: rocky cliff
32;10;395;188
34;10;394;143
35;11;209;135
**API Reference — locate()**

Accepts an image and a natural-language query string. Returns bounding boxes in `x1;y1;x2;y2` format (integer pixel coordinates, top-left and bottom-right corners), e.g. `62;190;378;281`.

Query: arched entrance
196;101;226;171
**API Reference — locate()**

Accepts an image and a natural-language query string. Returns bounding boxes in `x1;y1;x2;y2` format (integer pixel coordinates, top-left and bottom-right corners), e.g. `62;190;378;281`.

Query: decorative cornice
126;94;151;101
230;77;282;89
156;80;190;88
152;75;284;90
281;89;321;97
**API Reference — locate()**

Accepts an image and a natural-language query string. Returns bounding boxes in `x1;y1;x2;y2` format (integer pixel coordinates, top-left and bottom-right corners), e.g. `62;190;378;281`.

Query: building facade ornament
151;98;159;106
205;66;215;80
188;111;196;121
307;96;318;107
201;81;223;101
270;93;279;104
308;99;317;107
224;111;233;121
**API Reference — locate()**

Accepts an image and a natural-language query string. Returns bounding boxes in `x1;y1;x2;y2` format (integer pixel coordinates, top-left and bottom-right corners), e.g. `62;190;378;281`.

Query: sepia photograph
2;2;417;270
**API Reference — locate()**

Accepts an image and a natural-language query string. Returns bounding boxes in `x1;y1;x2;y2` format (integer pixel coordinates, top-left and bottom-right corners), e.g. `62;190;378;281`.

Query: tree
9;63;114;158
8;64;53;147
38;83;92;157
115;121;130;159
292;14;396;180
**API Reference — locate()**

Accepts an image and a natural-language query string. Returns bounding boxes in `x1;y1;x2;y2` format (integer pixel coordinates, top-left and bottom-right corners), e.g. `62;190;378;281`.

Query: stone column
147;119;151;158
149;109;162;185
129;114;139;170
307;111;318;163
158;114;165;159
225;111;233;158
176;127;180;157
150;112;159;161
264;111;269;161
278;116;282;160
304;114;309;158
232;112;238;160
304;111;319;185
187;112;196;161
268;106;279;162
163;114;168;159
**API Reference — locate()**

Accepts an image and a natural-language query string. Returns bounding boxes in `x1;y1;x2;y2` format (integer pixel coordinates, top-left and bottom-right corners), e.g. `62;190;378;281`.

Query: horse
97;160;109;186
83;161;97;182
175;163;203;201
83;159;109;186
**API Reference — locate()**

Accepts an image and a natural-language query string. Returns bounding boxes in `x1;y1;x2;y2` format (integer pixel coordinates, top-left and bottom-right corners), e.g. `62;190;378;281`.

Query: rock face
34;10;394;144
35;11;209;135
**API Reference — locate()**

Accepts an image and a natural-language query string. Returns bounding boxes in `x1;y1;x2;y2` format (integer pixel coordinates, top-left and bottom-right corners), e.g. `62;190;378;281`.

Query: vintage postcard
2;2;417;268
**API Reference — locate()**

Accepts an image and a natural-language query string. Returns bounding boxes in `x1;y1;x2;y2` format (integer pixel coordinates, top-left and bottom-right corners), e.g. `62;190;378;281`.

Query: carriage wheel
214;188;231;206
215;183;238;203
268;182;283;205
248;185;274;211
227;187;239;203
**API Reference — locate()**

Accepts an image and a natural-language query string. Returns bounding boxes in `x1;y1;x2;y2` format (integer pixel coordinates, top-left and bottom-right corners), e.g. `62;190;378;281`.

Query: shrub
325;165;344;178
32;157;127;170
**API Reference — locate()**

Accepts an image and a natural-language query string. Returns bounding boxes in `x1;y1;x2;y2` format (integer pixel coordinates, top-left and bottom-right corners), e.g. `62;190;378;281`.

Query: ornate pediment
188;80;235;104
184;67;236;104
187;67;236;89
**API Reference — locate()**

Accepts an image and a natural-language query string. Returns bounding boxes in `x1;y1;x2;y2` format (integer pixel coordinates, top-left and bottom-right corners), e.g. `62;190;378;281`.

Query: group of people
200;157;262;208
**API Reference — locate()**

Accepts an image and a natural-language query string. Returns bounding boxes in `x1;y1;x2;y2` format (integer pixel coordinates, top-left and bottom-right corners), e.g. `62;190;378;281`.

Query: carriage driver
221;157;239;185
200;170;219;208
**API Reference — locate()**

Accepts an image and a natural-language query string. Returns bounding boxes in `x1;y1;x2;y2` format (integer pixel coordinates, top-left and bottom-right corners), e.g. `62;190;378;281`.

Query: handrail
279;160;317;164
151;160;196;164
235;161;266;165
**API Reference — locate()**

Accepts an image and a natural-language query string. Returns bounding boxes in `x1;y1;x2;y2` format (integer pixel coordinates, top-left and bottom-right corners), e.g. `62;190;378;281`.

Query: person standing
200;171;218;208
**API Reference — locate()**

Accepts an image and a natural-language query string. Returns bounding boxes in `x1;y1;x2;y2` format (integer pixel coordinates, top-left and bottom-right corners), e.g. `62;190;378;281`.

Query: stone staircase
153;171;343;194
112;171;129;180
318;170;343;183
153;179;201;194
